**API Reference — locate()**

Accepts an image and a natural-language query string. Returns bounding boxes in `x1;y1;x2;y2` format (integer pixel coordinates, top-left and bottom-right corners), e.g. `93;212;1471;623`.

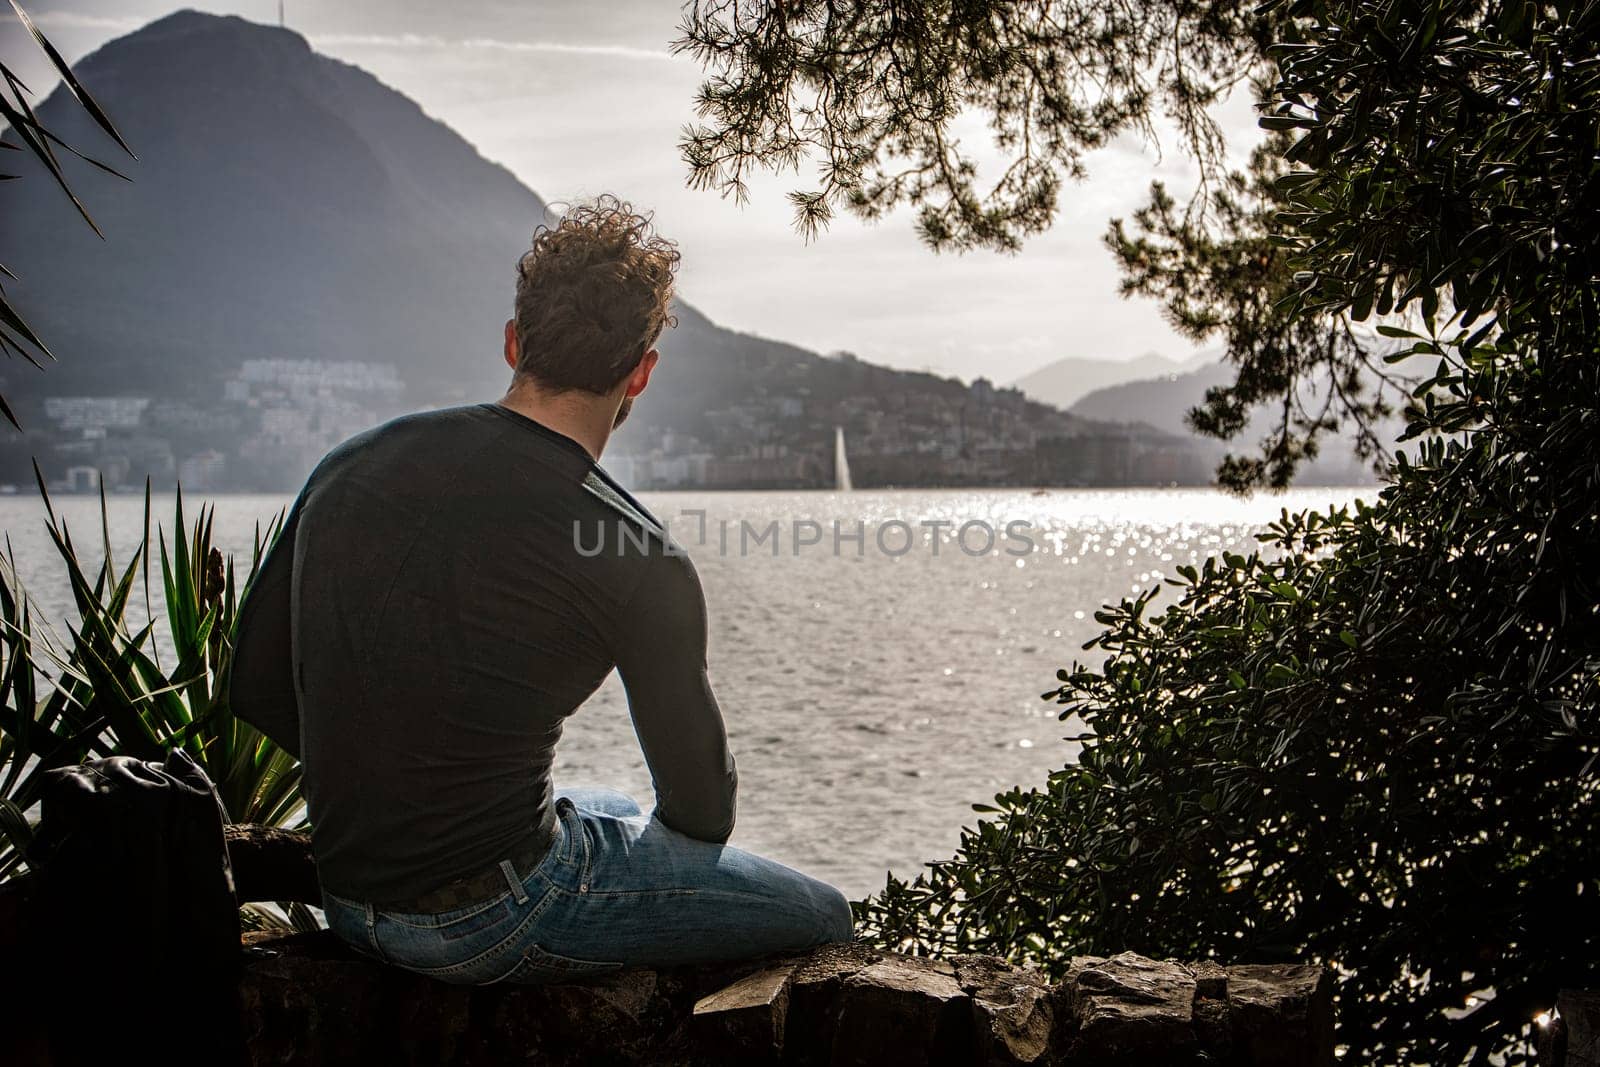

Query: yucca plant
0;469;303;891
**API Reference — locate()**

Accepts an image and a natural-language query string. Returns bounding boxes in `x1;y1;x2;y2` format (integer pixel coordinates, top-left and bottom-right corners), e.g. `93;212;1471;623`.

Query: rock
239;931;676;1066
1228;964;1335;1067
691;960;797;1063
224;824;319;905
1547;991;1600;1067
472;968;669;1064
829;954;971;1066
1060;952;1200;1063
1190;959;1229;1001
951;954;1058;1066
1189;960;1232;1058
778;942;883;1064
240;951;423;1064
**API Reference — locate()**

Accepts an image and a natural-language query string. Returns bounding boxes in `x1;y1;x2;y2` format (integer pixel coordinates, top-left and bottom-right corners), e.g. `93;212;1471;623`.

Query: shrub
856;2;1600;1063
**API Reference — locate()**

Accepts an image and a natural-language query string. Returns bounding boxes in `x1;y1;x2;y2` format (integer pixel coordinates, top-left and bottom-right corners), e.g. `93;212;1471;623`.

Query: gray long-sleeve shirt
228;402;738;905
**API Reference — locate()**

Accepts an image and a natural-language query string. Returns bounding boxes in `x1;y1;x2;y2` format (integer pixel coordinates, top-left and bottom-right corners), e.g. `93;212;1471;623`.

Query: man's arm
612;551;738;843
225;500;304;759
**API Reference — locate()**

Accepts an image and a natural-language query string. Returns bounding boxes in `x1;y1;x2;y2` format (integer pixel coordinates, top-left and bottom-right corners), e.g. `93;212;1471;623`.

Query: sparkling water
0;486;1370;897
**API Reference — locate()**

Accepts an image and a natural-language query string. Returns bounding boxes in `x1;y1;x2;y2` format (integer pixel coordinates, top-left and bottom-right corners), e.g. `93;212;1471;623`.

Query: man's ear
625;349;659;398
503;319;519;372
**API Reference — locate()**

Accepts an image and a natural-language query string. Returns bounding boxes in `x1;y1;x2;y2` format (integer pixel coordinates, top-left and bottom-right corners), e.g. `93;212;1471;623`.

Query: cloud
22;12;683;64
28;12;145;32
310;31;682;64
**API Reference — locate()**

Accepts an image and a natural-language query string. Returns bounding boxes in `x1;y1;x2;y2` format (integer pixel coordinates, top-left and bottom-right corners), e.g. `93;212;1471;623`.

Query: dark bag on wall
29;748;242;1064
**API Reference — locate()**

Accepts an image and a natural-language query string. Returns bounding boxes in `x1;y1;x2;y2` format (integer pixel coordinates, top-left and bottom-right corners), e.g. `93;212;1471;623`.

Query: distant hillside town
606;360;1209;491
7;356;1214;494
6;359;408;493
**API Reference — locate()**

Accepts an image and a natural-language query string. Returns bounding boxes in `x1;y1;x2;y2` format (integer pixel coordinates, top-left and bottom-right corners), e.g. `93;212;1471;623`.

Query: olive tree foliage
848;2;1600;1064
677;0;1266;251
1105;130;1408;490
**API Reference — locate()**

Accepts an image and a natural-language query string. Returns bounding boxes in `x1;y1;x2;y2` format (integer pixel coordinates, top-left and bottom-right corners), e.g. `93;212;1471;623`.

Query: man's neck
496;381;615;461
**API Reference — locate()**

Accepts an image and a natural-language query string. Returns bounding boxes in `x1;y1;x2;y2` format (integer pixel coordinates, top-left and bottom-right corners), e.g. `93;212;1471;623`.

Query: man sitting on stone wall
229;195;853;984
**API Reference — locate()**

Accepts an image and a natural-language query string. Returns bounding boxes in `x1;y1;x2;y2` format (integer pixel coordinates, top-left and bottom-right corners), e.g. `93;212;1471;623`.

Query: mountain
1;11;534;404
0;11;1172;491
1067;361;1236;437
1068;358;1405;485
1011;350;1216;410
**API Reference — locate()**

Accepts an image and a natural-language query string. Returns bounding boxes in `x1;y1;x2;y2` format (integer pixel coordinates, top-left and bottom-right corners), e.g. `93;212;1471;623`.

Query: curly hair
512;196;681;394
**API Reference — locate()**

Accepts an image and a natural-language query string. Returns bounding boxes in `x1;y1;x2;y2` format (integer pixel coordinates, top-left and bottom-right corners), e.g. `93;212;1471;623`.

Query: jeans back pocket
434;896;515;942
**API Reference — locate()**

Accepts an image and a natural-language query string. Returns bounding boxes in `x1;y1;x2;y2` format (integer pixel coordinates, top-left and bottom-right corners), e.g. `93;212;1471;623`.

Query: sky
5;1;1262;384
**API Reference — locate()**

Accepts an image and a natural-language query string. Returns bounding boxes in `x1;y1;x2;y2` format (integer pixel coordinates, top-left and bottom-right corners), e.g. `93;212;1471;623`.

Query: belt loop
565;803;587;880
500;859;530;904
363;902;385;961
560;797;580;866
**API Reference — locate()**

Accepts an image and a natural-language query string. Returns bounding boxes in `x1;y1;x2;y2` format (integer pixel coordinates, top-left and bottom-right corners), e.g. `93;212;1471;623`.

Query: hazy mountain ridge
1011;350;1217;410
1068;355;1402;484
1067;361;1236;437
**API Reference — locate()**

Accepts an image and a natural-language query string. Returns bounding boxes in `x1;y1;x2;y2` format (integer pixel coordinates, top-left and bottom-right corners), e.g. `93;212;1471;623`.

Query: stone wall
239;931;1332;1066
1;819;1334;1065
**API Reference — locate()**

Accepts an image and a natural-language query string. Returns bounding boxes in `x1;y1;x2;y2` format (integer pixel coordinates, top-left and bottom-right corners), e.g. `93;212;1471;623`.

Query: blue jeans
321;786;854;984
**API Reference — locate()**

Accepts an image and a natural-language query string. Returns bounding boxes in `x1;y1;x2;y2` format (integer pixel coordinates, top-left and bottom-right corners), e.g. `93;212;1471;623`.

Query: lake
0;486;1371;898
